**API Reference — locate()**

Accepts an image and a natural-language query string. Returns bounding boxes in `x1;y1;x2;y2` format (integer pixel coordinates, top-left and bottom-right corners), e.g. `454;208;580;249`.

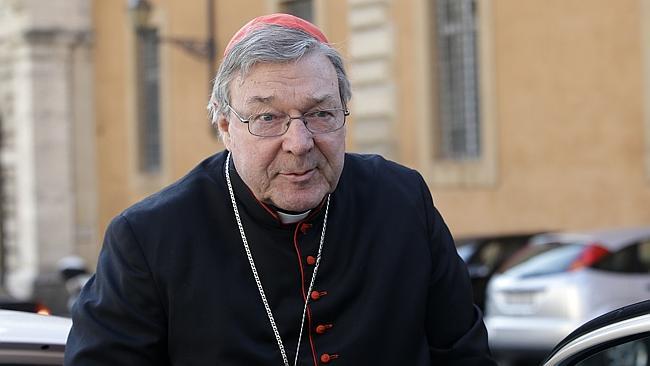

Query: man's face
218;52;346;212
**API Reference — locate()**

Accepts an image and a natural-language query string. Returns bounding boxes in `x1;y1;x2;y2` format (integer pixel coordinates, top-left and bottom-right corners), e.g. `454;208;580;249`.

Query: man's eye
254;113;279;123
310;110;334;119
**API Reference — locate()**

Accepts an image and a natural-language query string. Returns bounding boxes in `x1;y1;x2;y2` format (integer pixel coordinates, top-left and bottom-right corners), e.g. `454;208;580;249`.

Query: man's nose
281;117;314;155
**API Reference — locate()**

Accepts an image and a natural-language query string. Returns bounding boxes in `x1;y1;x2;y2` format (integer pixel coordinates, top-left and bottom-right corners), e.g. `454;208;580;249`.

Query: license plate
504;292;536;305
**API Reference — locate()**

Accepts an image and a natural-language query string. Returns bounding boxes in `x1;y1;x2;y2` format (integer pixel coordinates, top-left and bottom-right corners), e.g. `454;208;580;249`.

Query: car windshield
498;242;585;277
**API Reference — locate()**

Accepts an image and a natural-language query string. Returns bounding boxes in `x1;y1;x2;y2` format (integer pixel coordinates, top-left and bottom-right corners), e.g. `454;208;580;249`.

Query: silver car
485;226;650;363
0;310;71;365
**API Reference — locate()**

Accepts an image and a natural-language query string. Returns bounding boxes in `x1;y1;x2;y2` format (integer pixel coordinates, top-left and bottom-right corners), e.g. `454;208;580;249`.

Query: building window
279;0;313;22
435;0;481;160
135;27;162;173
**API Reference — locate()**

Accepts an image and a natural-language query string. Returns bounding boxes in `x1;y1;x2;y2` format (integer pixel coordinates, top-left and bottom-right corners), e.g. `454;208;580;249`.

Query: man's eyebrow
244;94;339;107
310;95;338;106
245;96;275;105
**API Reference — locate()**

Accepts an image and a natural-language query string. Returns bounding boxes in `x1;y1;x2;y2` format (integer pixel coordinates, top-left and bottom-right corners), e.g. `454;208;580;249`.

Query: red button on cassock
306;255;316;265
300;223;312;234
310;290;327;300
315;324;333;334
320;353;339;364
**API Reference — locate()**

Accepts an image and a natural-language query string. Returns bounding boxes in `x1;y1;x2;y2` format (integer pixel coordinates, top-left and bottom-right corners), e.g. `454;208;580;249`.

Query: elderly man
65;14;495;366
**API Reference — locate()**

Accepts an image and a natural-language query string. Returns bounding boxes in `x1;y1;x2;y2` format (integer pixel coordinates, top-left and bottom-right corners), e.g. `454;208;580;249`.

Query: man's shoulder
338;153;433;222
343;152;421;182
120;152;227;223
340;153;428;202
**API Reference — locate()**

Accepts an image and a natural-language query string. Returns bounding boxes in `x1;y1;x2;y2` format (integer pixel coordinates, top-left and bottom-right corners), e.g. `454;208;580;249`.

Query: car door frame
542;300;650;366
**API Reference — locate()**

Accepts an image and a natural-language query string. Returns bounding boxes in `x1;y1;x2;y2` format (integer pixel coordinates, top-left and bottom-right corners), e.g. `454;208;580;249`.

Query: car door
546;331;650;366
542;300;650;366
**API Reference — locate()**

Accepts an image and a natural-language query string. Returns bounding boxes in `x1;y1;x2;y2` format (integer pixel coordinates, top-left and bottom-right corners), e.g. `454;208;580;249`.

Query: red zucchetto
223;13;329;56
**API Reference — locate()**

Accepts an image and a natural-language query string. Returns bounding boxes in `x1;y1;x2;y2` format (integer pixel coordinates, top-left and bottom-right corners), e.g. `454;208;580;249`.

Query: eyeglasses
226;104;350;137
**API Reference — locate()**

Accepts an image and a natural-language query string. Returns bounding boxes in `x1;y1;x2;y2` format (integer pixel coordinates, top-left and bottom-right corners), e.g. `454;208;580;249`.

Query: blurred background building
0;0;648;311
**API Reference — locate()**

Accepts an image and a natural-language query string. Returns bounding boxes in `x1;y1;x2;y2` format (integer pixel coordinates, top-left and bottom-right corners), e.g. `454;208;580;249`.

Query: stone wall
0;0;96;302
348;0;397;158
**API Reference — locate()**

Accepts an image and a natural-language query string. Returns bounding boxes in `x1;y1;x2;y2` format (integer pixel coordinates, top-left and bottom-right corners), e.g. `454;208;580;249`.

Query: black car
455;232;543;310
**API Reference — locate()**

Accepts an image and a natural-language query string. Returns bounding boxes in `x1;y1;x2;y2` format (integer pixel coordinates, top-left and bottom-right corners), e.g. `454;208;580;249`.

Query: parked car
456;232;542;310
0;309;71;365
485;226;650;364
543;299;650;366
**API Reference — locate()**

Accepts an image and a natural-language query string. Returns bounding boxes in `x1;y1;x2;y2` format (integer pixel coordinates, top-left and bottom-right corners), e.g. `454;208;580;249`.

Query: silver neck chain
225;152;330;366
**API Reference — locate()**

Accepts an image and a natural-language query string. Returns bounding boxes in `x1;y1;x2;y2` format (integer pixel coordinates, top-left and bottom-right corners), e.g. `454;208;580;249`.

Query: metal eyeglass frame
226;104;350;137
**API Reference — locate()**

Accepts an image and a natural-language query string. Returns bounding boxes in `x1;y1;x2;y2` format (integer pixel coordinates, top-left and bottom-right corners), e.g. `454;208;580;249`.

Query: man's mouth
280;168;316;182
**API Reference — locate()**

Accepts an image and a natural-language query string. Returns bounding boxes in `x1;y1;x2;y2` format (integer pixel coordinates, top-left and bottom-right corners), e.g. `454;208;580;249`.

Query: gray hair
207;24;352;130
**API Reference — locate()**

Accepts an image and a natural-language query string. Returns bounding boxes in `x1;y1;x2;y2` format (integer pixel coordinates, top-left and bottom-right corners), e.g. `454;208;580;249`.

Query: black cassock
65;151;496;366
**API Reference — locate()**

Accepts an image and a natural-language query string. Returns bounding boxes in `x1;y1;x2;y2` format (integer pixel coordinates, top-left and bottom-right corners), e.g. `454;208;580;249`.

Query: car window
593;240;650;274
495;240;530;267
499;243;585;277
570;334;650;366
456;242;477;262
477;241;504;269
640;240;650;271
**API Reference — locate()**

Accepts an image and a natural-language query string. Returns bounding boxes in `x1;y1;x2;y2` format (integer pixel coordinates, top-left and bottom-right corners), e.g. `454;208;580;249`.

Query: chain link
225;152;330;366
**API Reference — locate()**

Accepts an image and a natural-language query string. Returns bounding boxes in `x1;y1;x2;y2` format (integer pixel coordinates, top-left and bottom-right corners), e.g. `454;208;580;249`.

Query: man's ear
216;112;232;150
213;102;232;148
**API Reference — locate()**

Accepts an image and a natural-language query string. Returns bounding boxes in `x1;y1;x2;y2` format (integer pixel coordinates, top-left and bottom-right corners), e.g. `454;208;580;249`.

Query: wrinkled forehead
234;46;326;82
230;54;341;109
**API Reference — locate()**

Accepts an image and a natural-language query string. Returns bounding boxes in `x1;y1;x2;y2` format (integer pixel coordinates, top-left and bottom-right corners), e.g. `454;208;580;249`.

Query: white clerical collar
277;210;311;224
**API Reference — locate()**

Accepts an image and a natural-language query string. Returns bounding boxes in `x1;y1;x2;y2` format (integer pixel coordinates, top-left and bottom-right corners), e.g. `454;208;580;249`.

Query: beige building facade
93;0;650;243
0;0;649;301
